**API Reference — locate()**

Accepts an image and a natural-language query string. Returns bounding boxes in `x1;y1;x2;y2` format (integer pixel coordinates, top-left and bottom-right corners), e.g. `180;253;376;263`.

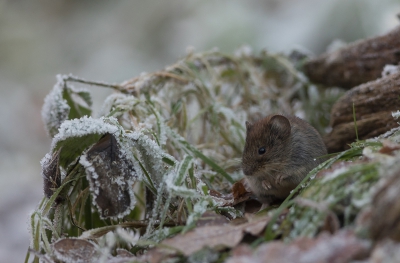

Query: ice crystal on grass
100;93;138;118
126;131;175;187
185;200;211;230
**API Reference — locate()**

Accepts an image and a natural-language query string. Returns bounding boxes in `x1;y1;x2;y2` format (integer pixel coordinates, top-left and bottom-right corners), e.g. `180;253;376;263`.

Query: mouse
242;114;327;207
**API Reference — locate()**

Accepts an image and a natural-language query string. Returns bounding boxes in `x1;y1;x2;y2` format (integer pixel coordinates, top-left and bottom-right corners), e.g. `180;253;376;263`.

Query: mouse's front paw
275;174;287;185
262;180;272;190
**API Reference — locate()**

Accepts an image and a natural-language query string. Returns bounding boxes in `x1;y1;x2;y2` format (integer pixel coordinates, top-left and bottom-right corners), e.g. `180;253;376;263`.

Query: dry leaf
52;238;99;263
231;178;255;209
196;211;229;227
378;140;400;155
82;133;137;219
162;216;269;256
226;230;370;263
232;179;250;200
41;148;62;199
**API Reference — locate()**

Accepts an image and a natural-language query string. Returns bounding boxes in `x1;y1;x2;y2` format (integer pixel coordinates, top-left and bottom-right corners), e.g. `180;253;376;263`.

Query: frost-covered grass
27;49;343;262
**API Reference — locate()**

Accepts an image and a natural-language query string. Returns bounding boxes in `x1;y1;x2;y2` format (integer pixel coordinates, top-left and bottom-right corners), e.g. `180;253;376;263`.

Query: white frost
99;93;138;117
392;110;400;119
51;116;119;150
42;75;70;137
382;64;399;77
185;199;210;227
321;166;349;183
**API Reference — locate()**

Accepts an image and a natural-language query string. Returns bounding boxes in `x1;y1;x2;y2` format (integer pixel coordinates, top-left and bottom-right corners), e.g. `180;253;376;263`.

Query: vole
242;114;327;207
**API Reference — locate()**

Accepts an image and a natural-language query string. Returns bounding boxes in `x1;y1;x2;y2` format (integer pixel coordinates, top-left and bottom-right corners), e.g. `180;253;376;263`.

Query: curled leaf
41;148;62;199
80;133;137;219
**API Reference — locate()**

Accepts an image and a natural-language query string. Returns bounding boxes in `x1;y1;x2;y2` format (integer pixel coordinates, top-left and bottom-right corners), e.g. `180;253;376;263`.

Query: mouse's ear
269;115;291;139
245;121;252;132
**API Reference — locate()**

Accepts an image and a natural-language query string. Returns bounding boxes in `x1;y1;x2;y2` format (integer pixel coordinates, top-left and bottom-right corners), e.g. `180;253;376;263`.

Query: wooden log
324;71;400;153
304;26;400;89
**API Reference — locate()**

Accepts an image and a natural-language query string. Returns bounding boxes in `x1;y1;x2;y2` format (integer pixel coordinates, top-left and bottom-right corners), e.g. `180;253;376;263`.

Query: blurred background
0;0;399;262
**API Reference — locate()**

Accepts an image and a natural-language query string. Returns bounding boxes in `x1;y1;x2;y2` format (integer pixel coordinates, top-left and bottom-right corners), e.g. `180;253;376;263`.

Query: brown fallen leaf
379;140;400;155
208;189;235;207
232;178;250;200
230;178;263;213
226;230;370;263
52;238;100;263
196;211;229;227
162;215;270;256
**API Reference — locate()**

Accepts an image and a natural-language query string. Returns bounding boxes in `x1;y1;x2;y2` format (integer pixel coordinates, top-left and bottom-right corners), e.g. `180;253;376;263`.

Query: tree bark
324;71;400;153
304;26;400;89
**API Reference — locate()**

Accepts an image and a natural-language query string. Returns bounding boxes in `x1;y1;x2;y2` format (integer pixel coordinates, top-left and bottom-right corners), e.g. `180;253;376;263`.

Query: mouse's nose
242;164;254;176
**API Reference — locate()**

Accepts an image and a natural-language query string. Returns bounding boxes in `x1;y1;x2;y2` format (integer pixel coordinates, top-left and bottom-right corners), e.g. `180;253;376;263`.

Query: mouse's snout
242;162;255;176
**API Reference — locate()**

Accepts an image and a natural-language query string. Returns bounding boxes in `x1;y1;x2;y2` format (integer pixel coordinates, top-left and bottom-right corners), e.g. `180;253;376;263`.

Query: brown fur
242;114;327;205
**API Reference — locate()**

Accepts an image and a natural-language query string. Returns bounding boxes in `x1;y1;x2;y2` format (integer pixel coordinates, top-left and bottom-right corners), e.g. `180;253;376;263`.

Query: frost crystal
382;64;399;77
51;116;119;150
99;93;138;117
321;166;350;183
392;110;400;120
186;200;210;227
42;75;70;137
126;131;175;186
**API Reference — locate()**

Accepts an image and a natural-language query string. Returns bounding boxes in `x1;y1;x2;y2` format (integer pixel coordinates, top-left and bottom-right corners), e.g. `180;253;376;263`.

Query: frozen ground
0;1;398;262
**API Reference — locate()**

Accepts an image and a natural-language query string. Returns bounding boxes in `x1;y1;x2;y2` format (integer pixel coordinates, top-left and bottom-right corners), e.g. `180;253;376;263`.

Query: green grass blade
175;155;194;185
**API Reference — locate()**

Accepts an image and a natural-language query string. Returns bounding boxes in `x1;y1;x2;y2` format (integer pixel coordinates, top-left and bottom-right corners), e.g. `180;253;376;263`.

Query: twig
64;75;128;93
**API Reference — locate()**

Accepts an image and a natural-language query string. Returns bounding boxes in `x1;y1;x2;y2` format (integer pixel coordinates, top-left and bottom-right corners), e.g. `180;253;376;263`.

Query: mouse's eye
258;147;266;155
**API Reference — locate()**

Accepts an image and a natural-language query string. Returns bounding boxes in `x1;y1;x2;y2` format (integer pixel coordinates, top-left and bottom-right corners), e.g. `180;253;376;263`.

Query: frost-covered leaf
52;238;100;263
51;116;119;168
41;148;62;199
42;75;70;137
42;75;92;138
80;133;137;219
63;86;92;120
